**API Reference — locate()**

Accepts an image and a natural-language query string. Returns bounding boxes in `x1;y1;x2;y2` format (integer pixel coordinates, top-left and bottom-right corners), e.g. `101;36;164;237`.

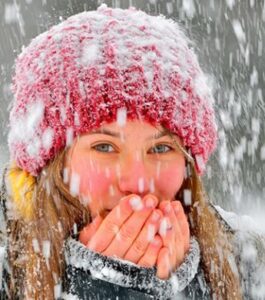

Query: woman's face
64;120;185;219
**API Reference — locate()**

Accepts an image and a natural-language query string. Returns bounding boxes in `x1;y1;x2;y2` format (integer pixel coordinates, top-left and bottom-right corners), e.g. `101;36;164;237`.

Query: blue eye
93;143;115;153
150;144;172;154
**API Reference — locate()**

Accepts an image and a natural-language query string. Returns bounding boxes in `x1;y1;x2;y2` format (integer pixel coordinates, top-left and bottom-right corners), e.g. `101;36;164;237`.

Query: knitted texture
8;4;217;176
64;236;201;297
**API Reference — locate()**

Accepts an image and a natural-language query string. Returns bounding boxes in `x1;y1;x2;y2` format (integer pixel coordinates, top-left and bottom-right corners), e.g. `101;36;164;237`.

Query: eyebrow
89;128;169;140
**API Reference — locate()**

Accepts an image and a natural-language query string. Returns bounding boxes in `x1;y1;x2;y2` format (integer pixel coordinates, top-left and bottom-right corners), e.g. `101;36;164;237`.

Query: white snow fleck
54;283;62;299
69;172;80;197
219;110;233;129
27;101;45;133
183;189;192;206
116;107;127;127
60;105;66;123
26;137;41;158
61;292;79;300
258;40;262;56
182;0;196;19
72;223;78;236
42;127;54;151
81;43;99;66
138;177;144;193
251;118;260;134
4;4;19;24
147;224;156;241
226;0;235;9
66;128;74;146
4;3;25;34
42;240;51;259
156;161;161;178
260;145;265;160
74;112;80;126
159;217;168;236
195;154;205;173
166;2;174;14
149;178;155;193
227;254;239;277
108;184;115;196
9;100;44;151
129;196;143;211
80;195;90;206
232;20;246;43
250;66;258;86
63;168;69;184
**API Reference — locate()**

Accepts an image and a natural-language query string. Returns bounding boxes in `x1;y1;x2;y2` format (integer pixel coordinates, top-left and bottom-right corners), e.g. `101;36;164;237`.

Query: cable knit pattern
64;236;200;298
8;4;217;176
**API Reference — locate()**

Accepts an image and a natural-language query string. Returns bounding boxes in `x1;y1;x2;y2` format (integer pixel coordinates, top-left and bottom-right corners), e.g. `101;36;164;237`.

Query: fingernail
159;217;171;236
151;210;161;222
129;196;143;211
146;197;155;208
159;218;167;236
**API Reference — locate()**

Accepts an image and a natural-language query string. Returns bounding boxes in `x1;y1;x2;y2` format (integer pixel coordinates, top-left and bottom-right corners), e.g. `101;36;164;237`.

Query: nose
118;154;151;196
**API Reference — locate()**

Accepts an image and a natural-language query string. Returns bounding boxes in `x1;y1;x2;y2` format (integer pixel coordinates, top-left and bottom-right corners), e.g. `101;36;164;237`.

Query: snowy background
0;0;265;223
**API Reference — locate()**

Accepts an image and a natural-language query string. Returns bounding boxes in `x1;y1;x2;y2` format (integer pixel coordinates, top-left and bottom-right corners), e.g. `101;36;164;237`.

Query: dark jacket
61;236;210;300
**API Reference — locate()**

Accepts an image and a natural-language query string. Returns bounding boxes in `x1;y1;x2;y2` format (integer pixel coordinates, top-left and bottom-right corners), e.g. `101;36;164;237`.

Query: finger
87;194;141;252
79;215;103;246
171;201;190;253
124;209;162;263
138;235;163;268
159;201;185;270
156;247;171;280
103;195;158;258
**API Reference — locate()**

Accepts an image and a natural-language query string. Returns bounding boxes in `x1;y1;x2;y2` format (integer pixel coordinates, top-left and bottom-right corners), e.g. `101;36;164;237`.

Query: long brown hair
5;145;242;299
6;150;90;299
178;162;242;299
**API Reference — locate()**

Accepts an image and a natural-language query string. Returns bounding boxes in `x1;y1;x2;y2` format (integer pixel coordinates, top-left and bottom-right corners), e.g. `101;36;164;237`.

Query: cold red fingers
102;195;158;258
137;235;163;268
123;209;162;263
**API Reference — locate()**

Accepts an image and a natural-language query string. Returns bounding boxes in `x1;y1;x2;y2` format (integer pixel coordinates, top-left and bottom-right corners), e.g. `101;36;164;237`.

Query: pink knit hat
8;4;217;176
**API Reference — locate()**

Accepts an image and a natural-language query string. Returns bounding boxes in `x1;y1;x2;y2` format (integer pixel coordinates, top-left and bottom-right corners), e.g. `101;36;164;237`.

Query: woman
1;4;264;299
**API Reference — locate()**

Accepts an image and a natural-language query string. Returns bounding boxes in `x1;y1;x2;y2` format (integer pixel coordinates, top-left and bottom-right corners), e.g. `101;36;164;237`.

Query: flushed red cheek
77;163;115;198
156;166;184;199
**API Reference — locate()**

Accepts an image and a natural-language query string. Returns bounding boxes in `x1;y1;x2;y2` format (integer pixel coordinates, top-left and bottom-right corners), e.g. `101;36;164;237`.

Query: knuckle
133;238;147;254
104;220;119;235
119;225;135;241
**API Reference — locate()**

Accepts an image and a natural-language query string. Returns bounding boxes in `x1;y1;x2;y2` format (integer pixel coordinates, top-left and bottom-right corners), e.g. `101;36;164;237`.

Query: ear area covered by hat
8;4;217;176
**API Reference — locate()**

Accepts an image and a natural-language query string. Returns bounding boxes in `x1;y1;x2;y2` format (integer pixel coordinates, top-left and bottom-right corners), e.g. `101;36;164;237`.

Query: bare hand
155;200;190;279
79;194;163;267
79;196;190;280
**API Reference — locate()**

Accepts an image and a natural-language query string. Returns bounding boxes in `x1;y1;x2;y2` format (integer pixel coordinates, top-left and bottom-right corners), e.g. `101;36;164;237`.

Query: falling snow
0;0;265;298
